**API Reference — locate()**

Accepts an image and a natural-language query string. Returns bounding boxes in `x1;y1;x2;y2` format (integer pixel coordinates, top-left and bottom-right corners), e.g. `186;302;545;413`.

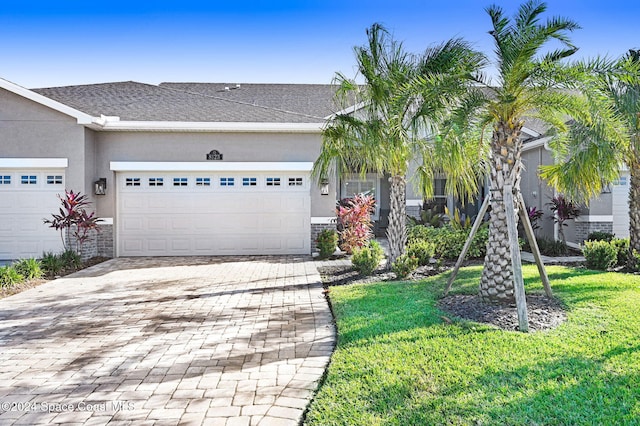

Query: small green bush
408;225;489;260
610;238;630;267
587;231;616;242
0;266;24;287
61;250;82;271
406;240;435;266
316;229;338;259
351;240;384;276
583;240;617;270
13;258;43;280
391;254;418;279
41;252;64;277
536;237;568;256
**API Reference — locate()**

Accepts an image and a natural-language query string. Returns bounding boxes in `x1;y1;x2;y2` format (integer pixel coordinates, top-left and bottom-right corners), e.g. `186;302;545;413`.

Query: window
288;177;303;186
614;176;628;186
149;178;164;187
242;177;257;186
21;175;37;185
0;175;11;185
46;175;63;185
173;177;188;186
125;177;141;187
266;177;281;186
196;177;211;186
220;177;235;187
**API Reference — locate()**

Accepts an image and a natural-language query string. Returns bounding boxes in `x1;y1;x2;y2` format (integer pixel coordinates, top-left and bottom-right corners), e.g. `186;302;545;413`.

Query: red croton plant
336;194;376;254
44;190;101;256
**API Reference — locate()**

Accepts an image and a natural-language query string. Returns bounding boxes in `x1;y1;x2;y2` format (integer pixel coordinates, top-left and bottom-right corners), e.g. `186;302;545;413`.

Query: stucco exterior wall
520;146;557;239
93;130;335;219
0;88;87;192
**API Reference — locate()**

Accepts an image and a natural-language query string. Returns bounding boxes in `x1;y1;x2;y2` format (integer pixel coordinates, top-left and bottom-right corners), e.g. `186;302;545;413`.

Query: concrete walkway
0;256;335;425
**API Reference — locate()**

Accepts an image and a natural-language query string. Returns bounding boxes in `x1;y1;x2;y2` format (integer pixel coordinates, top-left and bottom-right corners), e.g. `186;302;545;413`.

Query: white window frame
341;173;380;219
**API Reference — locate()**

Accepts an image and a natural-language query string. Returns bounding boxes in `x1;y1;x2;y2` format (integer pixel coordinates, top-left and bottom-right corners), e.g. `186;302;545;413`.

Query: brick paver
0;256;335;425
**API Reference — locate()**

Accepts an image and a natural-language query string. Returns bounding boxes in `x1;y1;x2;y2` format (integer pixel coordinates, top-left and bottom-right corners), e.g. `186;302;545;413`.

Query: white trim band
574;215;614;223
406;199;423;207
97;217;114;225
311;217;336;225
0;158;68;168
110;161;314;172
99;121;324;133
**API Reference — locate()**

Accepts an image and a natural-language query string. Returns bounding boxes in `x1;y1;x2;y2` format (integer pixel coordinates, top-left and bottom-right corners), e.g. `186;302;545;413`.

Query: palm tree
541;49;640;265
313;23;485;266
464;0;625;302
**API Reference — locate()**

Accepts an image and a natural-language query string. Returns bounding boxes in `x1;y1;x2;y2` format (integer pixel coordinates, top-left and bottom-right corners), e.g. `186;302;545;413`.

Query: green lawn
305;265;640;425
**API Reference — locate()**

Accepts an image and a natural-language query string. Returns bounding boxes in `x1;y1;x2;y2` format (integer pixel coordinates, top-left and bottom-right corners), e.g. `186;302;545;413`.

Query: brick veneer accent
575;221;614;244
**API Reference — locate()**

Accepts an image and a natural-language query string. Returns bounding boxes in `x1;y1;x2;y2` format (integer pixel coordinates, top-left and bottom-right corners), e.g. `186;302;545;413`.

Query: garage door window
126;178;141;187
0;175;10;185
196;177;211;186
220;177;235;186
288;177;303;186
21;175;37;185
242;177;257;186
266;177;281;186
173;177;188;187
149;177;164;187
46;175;63;185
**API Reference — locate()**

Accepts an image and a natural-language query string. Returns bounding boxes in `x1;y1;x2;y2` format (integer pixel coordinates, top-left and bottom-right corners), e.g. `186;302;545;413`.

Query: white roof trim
0;158;68;168
522;136;552;152
99;120;323;133
0;78;94;125
521;126;540;137
324;101;366;120
110;161;314;172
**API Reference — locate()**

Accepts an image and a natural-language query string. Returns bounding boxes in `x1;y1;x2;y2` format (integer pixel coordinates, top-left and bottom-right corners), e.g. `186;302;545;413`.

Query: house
0;77;626;261
0;79;341;260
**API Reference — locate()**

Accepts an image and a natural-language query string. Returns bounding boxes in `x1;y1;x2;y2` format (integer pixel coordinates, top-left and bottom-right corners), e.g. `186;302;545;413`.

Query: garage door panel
117;171;311;256
0;169;66;260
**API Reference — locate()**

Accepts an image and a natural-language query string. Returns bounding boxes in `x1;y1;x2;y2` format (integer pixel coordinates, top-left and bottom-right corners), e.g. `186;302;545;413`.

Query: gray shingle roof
32;81;337;123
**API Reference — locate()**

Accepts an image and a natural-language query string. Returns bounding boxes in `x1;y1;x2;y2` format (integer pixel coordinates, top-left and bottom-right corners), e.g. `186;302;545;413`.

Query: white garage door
612;172;630;238
0;163;67;260
115;164;311;256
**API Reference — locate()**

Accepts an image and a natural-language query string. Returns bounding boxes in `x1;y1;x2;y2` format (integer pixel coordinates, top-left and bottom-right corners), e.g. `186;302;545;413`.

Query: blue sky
2;0;638;88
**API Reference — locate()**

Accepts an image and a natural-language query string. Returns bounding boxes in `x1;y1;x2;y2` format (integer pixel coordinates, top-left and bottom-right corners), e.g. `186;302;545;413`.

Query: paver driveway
0;256;335;425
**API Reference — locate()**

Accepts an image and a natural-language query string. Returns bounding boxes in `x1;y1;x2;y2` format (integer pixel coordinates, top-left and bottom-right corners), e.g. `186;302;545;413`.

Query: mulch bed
0;256;110;299
438;293;566;332
319;262;567;332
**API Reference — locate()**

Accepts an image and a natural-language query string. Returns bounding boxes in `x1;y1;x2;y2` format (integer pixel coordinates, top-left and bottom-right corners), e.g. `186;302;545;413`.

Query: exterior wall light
94;178;107;195
320;178;330;195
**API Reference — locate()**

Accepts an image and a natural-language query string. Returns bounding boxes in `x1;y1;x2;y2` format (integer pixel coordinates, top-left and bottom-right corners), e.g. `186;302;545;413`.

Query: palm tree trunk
386;174;407;267
480;121;524;303
628;154;640;268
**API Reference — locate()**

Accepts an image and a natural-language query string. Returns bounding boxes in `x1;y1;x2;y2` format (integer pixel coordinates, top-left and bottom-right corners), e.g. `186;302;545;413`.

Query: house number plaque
206;150;223;160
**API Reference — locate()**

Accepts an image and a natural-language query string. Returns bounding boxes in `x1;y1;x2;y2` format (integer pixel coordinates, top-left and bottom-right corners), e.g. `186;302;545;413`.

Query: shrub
610;238;630;267
43;190;100;256
351;240;384;276
392;254;418;279
61;250;82;271
548;195;581;244
406;240;435;266
0;266;24;287
536;237;568;256
337;194;376;254
13;258;43;280
316;229;339;259
587;231;615;242
408;225;488;260
583;240;617;270
41;252;64;277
